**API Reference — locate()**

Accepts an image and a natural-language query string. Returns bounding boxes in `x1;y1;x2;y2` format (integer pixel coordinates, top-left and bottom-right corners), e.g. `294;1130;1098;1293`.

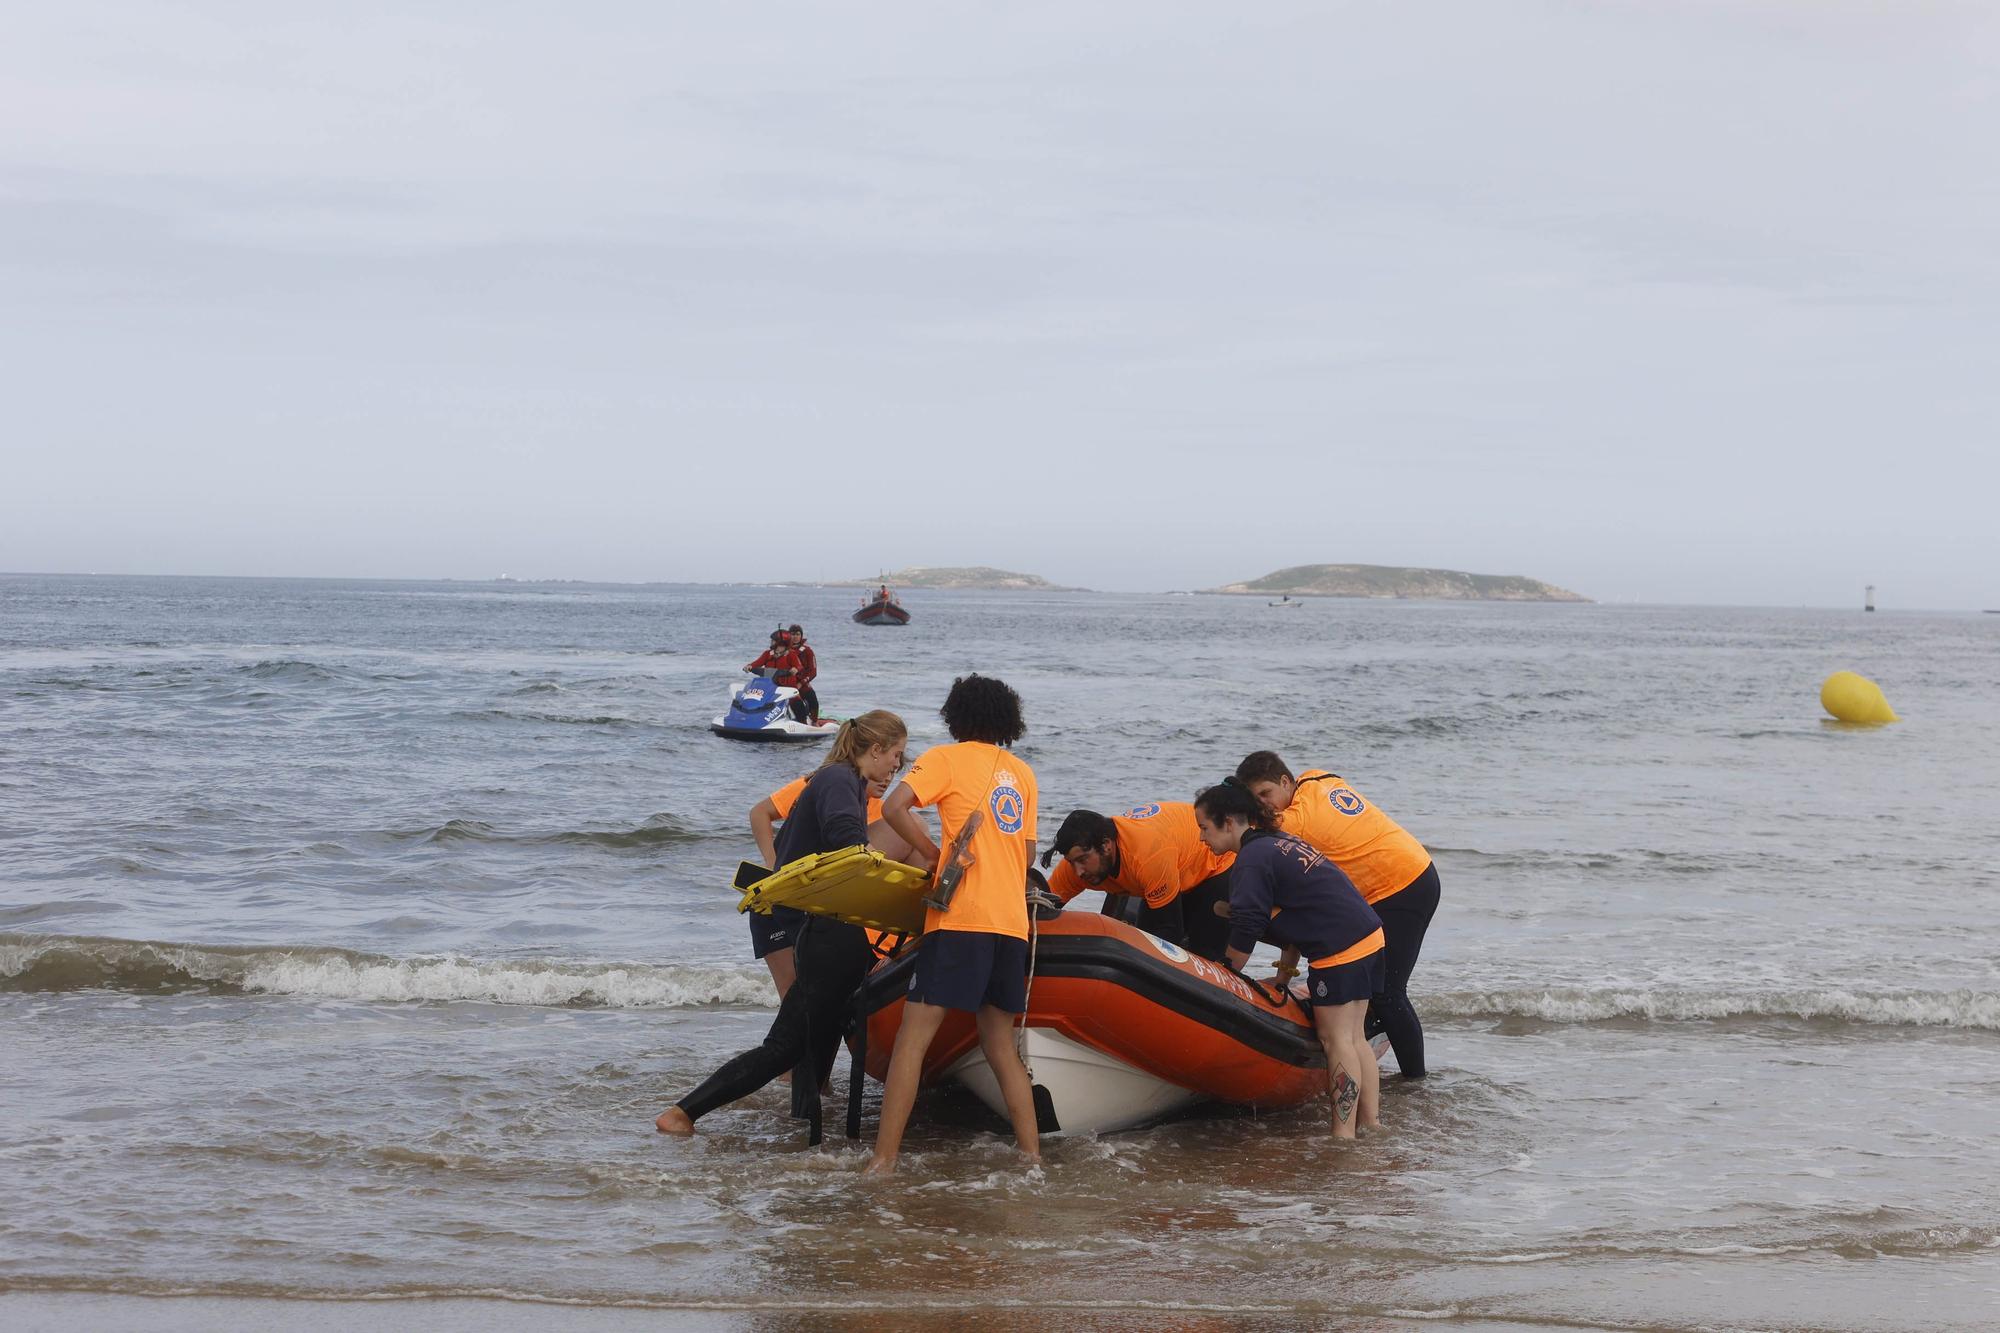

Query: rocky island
817;566;1084;592
1208;563;1589;602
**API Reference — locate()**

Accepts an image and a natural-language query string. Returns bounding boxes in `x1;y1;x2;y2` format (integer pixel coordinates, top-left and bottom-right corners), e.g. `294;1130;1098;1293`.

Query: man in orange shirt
1235;750;1441;1079
865;675;1041;1176
1041;802;1234;960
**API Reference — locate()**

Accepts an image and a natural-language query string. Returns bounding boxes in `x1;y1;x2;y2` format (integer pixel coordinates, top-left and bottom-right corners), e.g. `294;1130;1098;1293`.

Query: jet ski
710;675;838;742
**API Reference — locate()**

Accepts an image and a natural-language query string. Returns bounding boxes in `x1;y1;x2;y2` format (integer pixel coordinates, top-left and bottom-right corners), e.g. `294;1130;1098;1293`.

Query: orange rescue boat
855;910;1347;1134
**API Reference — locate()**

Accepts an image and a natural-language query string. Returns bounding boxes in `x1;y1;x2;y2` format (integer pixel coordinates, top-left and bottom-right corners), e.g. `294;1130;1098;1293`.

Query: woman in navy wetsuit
656;710;907;1136
1194;779;1386;1138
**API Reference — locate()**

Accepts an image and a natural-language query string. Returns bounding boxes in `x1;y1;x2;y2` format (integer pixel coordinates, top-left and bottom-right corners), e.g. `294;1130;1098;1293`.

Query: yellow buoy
1820;671;1899;724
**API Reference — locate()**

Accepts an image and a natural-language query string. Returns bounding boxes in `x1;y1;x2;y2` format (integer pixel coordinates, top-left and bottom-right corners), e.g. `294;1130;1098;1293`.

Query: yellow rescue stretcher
732;846;932;936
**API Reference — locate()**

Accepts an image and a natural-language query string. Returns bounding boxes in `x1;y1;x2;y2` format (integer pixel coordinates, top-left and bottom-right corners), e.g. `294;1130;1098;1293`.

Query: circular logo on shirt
1329;787;1367;816
1122;803;1162;819
990;784;1025;834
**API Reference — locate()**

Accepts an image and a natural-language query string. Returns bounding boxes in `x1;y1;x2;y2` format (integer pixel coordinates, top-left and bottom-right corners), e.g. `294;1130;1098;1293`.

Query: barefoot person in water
865;675;1041;1176
1234;750;1440;1080
1194;778;1385;1139
656;710;907;1136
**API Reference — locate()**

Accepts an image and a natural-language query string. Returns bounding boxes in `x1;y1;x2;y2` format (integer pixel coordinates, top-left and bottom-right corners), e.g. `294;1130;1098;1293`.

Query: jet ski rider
785;624;819;724
1194;778;1385;1140
743;629;802;689
1040;802;1234;960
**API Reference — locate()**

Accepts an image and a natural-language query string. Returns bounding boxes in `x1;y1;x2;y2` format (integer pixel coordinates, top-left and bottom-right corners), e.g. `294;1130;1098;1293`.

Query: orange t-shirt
1277;770;1431;904
770;773;884;825
1048;801;1233;908
900;741;1037;941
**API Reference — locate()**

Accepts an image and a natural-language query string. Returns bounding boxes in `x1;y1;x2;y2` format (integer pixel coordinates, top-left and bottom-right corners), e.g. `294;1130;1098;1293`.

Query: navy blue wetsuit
1227;829;1383;963
678;764;876;1122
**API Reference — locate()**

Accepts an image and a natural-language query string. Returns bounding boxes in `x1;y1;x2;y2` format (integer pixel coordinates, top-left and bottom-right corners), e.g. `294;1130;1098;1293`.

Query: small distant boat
1267;594;1304;608
854;585;910;626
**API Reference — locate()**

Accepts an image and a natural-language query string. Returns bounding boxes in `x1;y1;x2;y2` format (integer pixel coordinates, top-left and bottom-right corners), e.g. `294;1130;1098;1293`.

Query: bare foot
861;1155;896;1177
655;1106;695;1136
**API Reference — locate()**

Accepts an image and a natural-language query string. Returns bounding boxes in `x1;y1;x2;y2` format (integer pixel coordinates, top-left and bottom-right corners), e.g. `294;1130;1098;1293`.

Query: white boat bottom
944;1027;1204;1136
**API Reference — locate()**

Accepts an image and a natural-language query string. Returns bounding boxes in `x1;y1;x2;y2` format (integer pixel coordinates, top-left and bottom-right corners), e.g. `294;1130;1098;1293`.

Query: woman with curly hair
865;675;1041;1175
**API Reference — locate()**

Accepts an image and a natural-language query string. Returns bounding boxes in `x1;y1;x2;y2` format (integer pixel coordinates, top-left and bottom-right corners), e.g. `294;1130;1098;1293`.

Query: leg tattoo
1332;1066;1358;1125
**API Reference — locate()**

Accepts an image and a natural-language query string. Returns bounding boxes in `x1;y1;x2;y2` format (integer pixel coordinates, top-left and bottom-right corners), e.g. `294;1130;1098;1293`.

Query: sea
3;573;1997;1331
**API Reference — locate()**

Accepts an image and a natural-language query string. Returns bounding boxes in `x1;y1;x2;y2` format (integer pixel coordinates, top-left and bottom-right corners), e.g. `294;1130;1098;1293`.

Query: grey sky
5;2;1996;606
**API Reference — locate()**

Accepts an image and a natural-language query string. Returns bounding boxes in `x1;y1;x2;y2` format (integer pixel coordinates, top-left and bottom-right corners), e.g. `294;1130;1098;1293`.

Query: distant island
1207;563;1590;603
810;566;1085;592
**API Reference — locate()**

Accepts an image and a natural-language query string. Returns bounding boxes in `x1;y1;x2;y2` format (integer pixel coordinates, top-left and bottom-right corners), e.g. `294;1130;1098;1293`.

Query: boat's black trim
710;724;826;743
858;933;1325;1068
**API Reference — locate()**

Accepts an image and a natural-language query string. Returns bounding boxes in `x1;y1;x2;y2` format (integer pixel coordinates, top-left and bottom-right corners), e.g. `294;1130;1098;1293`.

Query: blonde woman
657;710;907;1135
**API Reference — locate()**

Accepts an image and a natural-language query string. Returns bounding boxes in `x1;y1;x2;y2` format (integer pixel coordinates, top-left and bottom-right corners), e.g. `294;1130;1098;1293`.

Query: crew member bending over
747;769;918;1000
657;711;908;1136
1040;802;1234;960
1194;779;1384;1139
1235;750;1441;1080
866;675;1041;1176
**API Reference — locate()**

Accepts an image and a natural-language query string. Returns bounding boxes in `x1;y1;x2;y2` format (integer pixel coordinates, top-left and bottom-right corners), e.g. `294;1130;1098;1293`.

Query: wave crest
1432;985;2000;1031
0;934;773;1009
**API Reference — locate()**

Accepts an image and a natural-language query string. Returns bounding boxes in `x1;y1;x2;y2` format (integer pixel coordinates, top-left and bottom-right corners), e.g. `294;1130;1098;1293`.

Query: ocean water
3;573;1997;1330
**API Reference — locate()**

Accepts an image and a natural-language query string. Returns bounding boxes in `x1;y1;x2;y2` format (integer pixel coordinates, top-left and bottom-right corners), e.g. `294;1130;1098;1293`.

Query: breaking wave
1430;985;2000;1031
0;934;773;1009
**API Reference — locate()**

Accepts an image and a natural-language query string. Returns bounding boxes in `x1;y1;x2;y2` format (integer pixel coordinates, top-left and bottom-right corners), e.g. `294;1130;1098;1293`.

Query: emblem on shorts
1123;803;1161;819
1315;979;1328;997
1329;787;1367;816
990;784;1025;834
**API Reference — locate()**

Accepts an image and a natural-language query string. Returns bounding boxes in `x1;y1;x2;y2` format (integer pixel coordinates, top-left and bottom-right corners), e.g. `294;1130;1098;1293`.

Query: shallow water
3;574;1997;1328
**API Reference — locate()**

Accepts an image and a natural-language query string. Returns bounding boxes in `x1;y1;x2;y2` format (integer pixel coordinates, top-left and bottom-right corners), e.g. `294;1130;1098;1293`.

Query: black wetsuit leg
1365;863;1440;1078
800;686;820;724
1176;870;1234;961
674;919;874;1121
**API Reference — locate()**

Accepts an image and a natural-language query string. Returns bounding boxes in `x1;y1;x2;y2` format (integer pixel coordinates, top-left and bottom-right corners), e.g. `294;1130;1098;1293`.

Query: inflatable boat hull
859;913;1352;1134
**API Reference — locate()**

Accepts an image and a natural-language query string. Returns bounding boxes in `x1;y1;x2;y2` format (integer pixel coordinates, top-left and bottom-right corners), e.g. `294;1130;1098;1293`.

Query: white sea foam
0;933;774;1010
1430;985;2000;1031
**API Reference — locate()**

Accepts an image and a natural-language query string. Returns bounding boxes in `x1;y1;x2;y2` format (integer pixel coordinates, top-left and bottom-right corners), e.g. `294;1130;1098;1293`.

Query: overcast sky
4;2;1996;606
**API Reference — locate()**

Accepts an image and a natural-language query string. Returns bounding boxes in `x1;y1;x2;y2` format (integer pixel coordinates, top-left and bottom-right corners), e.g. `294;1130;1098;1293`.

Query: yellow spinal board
734;845;931;936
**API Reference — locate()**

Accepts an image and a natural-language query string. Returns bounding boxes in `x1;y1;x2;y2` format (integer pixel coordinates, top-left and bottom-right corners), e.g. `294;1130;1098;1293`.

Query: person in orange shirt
1039;802;1234;960
747;771;918;1000
1234;751;1441;1079
865;675;1041;1176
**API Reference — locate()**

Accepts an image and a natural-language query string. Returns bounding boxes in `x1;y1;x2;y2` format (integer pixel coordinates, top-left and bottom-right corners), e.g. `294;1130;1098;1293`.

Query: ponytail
823;709;907;771
1193;775;1276;831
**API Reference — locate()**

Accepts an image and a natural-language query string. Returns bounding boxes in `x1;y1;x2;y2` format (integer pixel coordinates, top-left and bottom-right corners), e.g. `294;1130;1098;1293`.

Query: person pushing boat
866;674;1042;1176
1234;751;1441;1079
657;711;909;1137
1040;802;1234;960
1194;779;1385;1139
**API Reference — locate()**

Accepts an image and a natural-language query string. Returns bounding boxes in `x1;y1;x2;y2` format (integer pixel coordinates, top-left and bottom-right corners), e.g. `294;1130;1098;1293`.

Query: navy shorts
748;906;808;959
907;930;1029;1014
1308;950;1385;1007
